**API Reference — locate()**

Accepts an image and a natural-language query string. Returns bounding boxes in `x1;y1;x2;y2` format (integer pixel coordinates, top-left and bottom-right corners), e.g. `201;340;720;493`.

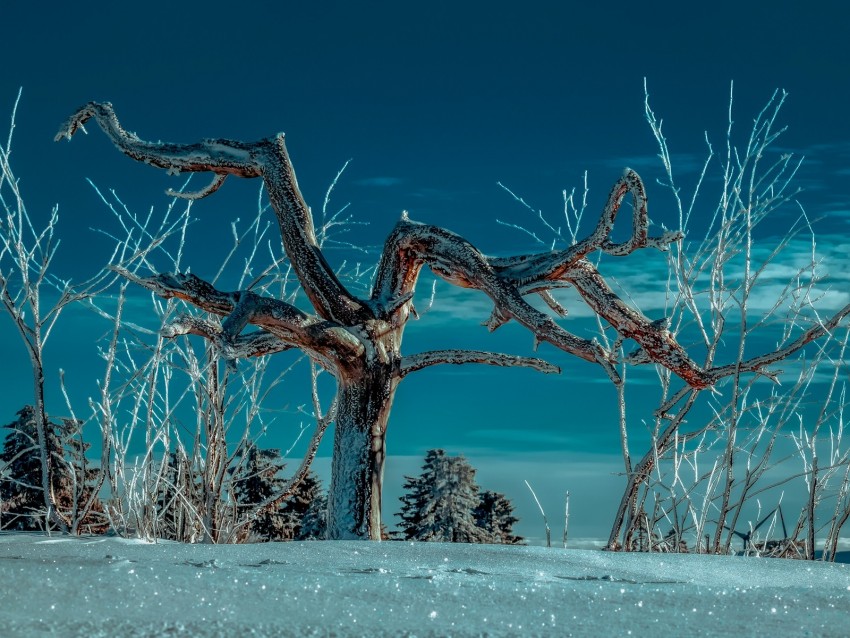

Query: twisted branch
114;267;364;371
400;350;560;378
160;314;292;359
57;102;368;325
62;105;849;393
488;170;682;283
371;218;620;381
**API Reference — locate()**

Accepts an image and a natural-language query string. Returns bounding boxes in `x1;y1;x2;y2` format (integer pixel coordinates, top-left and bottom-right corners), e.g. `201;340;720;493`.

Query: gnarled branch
399;349;560;378
488;169;682;285
57;102;368;325
706;302;850;383
114;267;364;371
161;314;292;359
371;218;620;381
55;102;263;177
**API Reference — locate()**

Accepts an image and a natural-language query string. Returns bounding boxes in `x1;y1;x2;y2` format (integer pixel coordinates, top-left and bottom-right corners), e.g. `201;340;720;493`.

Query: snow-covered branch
55;102;263;177
57;102;368;325
160;314;293;359
371;218;619;380
399;349;560;378
114;267;364;369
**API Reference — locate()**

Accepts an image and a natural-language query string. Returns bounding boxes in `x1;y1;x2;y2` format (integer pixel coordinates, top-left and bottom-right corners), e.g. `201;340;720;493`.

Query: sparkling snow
1;533;849;637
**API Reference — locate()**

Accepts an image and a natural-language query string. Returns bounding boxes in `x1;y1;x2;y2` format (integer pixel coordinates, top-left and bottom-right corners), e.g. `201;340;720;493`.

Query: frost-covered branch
371;217;620;380
489;169;681;282
113;267;364;371
56;102;368;325
55;102;263;177
399;349;560;377
160;314;293;359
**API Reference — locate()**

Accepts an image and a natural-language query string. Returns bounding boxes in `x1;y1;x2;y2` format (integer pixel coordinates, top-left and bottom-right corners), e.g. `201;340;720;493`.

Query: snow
2;533;849;637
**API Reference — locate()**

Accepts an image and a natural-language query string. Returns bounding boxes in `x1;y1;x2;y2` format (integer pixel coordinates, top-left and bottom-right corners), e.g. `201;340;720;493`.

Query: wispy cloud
354;177;405;187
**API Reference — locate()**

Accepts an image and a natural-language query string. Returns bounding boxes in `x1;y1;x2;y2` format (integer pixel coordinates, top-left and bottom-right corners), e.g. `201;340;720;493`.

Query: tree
397;449;492;543
283;470;324;541
475;491;522;544
397;449;442;540
1;407;50;530
231;446;292;541
601;86;850;557
298;484;328;540
55;102;850;540
1;406;106;533
153;450;199;542
1;91;122;534
231;448;326;542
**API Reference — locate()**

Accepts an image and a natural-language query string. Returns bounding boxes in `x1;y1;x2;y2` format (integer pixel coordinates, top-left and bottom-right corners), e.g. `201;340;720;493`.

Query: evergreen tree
231;446;292;541
54;416;107;533
1;407;46;530
397;449;491;543
397;449;440;539
281;470;323;540
231;445;326;542
475;490;523;544
0;406;106;533
297;481;327;540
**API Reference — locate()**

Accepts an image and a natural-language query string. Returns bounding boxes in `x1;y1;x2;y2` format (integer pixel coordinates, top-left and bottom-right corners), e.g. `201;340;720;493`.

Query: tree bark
327;362;398;540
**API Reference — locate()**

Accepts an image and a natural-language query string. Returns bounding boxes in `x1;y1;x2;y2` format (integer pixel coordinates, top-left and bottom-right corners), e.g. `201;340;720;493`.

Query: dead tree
55;102;847;540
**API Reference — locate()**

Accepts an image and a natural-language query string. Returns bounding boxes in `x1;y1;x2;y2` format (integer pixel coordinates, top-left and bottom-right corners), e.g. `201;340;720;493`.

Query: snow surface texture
1;533;849;637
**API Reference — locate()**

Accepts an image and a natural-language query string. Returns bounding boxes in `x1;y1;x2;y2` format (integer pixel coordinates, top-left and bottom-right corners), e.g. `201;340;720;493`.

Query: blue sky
2;1;850;541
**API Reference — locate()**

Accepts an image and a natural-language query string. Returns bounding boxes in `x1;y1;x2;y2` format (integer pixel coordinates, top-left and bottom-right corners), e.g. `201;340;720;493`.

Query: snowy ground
1;533;849;637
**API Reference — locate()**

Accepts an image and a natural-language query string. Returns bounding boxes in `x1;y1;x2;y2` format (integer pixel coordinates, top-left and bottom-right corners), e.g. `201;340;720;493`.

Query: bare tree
601;84;850;558
88;184;328;543
55;102;850;540
0;91;131;532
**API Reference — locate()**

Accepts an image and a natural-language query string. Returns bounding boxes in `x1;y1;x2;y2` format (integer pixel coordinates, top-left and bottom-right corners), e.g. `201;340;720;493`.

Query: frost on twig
400;350;560;377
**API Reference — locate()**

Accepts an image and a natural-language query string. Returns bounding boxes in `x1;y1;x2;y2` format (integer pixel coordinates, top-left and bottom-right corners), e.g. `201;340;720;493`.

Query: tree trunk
327;362;398;540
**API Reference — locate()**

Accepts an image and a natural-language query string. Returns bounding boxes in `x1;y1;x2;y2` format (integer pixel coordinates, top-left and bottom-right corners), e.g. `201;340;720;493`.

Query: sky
2;1;850;541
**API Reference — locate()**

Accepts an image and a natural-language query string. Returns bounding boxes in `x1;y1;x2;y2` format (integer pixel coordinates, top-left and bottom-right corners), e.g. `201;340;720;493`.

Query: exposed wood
400;350;560;377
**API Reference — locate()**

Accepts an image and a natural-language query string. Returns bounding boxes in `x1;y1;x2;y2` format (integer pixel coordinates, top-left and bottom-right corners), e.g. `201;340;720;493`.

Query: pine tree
281;470;322;540
0;406;106;533
54;416;107;534
397;449;492;543
397;449;441;539
231;446;291;541
1;407;47;530
475;490;523;544
297;482;327;540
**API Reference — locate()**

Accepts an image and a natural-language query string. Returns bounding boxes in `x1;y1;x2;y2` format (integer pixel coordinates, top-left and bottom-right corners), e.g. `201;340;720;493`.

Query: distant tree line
2;409;520;544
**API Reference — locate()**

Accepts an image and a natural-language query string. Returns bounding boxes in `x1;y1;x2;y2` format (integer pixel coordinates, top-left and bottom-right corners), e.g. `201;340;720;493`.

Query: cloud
353;177;405;187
